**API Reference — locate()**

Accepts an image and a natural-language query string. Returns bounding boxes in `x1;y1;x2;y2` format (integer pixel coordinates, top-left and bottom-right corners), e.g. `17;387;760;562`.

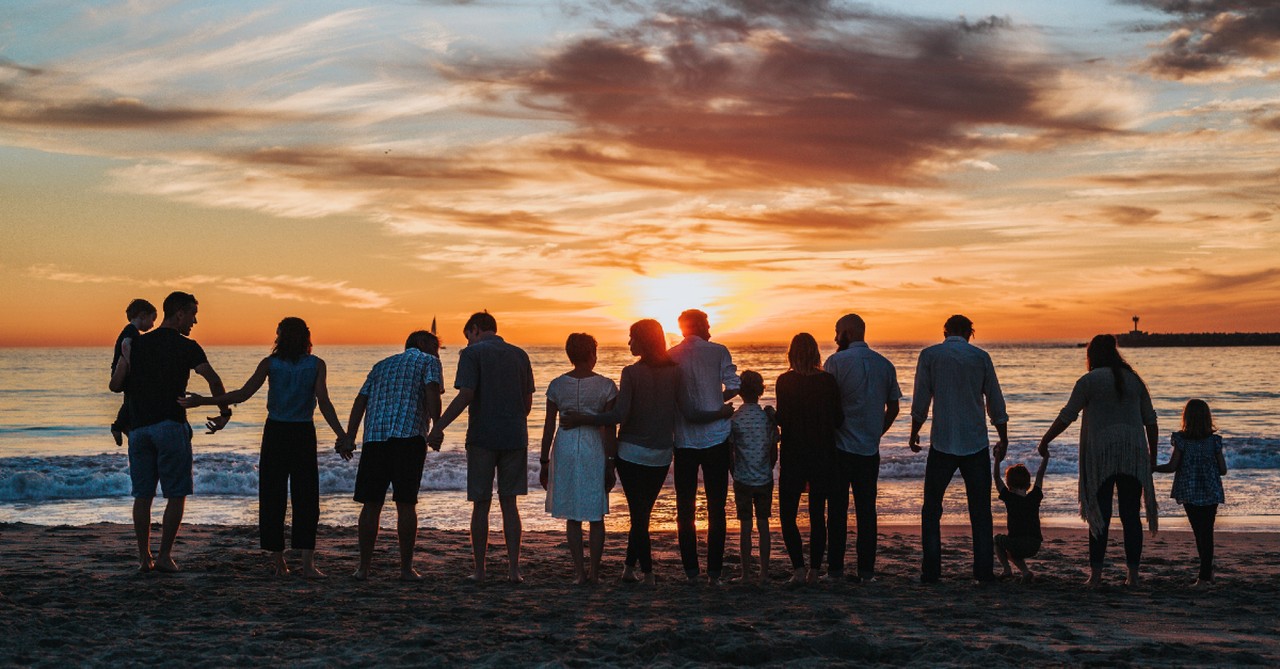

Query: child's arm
313;359;346;442
1153;442;1181;473
1216;436;1228;476
180;357;269;407
538;398;558;491
1034;454;1048;490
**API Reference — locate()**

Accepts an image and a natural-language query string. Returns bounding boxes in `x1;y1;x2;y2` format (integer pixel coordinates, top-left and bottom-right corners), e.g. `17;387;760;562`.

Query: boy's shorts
466;446;529;501
354;436;428;504
128;420;194;498
733;480;774;521
995;533;1041;560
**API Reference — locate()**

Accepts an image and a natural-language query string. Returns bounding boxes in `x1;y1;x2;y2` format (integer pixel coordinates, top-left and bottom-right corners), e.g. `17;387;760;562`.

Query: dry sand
1;522;1278;667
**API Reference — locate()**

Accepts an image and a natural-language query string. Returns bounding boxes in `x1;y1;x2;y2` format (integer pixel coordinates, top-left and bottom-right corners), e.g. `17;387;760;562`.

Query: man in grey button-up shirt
823;313;901;581
908;314;1008;583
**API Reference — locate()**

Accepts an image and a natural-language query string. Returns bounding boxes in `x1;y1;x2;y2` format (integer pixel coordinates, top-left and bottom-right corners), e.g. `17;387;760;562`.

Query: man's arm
993;421;1009;461
428;387;475;448
194;363;231;433
720;349;740;402
908;355;931;453
882;399;900;437
992;449;1008;494
340;394;368;460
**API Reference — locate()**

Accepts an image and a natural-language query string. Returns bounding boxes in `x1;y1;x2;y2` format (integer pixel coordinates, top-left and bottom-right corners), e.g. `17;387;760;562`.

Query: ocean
1;343;1277;532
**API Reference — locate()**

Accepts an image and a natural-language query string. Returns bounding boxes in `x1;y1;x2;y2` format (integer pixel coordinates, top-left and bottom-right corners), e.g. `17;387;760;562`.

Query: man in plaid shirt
340;331;442;580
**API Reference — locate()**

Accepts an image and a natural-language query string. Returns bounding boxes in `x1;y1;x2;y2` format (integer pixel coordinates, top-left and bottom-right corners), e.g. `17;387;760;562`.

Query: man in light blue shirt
823;313;901;581
669;309;740;584
909;314;1008;583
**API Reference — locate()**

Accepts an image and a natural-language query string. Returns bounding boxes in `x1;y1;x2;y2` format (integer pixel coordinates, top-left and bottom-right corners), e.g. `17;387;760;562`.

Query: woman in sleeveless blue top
180;318;345;577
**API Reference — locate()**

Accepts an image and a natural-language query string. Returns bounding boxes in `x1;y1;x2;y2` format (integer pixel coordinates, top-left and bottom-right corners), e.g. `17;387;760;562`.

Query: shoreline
3;523;1279;666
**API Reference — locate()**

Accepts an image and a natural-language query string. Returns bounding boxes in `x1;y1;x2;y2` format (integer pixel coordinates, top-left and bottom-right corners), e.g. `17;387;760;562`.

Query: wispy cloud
28;266;392;310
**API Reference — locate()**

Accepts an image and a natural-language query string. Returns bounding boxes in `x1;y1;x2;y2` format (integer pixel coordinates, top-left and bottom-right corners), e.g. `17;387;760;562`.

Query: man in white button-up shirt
669;309;740;584
823;313;901;582
909;314;1008;583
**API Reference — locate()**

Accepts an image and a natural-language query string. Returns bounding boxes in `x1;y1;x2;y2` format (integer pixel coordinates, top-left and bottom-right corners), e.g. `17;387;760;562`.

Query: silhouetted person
109;291;231;573
429;312;535;583
180;317;346;578
339;330;443;581
909;314;1007;583
669;309;740;585
823;313;900;581
110;298;157;445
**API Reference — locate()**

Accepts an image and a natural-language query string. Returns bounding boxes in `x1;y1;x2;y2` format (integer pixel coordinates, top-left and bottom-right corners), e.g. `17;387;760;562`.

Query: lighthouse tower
1131;315;1141;335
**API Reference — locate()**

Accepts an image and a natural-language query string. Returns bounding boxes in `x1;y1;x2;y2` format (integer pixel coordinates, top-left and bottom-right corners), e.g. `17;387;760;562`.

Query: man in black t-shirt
110;291;231;573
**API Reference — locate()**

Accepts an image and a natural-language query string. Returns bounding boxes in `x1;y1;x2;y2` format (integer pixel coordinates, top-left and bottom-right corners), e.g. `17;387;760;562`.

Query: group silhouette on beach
109;291;1228;587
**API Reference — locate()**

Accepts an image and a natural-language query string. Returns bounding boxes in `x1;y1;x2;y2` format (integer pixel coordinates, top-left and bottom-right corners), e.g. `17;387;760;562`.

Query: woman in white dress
538;333;618;584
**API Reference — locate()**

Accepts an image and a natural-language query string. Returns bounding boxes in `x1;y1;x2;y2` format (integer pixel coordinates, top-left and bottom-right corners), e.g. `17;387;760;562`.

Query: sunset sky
2;0;1278;346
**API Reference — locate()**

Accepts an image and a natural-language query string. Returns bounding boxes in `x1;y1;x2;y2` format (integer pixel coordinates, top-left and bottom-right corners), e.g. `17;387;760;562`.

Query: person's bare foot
299;565;327;579
1192;577;1214;587
757;573;769;586
111;428;123;446
466;570;485;583
786;568;806;585
641;572;656;586
707;575;723;587
508;568;524;584
619;566;641;583
574;573;588;586
399;568;424;581
685;573;700;585
998;569;1014;580
137;558;155;573
154;556;180;573
1017;571;1035;584
1124;568;1140;587
352;566;371;581
806;568;819;585
270;553;290;576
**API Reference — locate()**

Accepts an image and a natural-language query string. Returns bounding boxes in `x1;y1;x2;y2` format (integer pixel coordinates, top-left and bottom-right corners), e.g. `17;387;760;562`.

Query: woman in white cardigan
1037;334;1159;587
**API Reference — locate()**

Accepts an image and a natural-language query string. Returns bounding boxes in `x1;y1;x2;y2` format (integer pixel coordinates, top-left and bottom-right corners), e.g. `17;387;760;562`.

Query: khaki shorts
466;446;528;501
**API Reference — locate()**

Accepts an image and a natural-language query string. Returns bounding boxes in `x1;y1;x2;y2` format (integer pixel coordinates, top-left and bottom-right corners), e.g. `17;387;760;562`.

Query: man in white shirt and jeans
909;314;1008;583
670;309;740;584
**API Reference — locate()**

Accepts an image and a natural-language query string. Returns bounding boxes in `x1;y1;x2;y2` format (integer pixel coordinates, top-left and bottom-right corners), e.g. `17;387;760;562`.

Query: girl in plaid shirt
1155;399;1227;586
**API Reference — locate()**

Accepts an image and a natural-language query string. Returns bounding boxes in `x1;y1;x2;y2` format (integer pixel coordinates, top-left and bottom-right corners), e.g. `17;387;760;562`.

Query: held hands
204;412;230;434
993;438;1009;462
1036;440;1051;459
426;427;445;451
177;392;206;409
335;435;356;461
908;433;922;453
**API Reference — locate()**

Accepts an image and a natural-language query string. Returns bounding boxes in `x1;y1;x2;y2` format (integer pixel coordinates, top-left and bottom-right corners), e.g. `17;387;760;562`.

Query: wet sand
1;522;1278;666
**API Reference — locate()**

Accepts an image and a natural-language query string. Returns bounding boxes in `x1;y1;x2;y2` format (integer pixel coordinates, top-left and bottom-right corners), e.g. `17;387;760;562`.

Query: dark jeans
1088;474;1143;569
617;458;669;573
1185;503;1217;580
778;476;834;571
259;420;320;552
674;442;731;578
830;451;880;577
921;447;994;582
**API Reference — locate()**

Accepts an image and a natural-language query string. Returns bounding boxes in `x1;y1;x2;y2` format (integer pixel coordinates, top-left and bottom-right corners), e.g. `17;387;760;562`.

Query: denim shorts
128;420;194;498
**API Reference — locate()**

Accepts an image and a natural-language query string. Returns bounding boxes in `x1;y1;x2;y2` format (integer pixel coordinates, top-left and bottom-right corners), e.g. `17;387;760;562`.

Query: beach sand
2;522;1278;667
